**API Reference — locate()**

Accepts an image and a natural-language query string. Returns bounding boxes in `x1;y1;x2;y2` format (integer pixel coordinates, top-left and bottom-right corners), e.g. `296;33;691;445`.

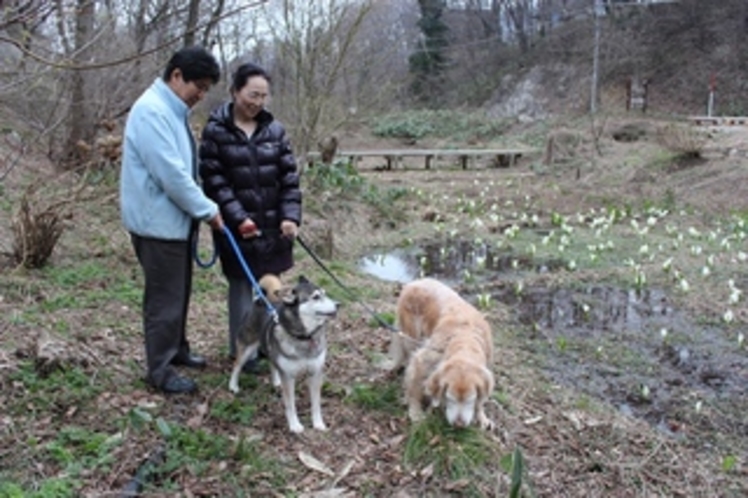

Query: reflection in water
507;287;673;333
359;239;566;283
358;251;419;283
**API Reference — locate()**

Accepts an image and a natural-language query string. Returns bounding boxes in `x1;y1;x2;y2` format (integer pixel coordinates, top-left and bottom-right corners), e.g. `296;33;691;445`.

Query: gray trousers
227;275;254;358
130;233;194;387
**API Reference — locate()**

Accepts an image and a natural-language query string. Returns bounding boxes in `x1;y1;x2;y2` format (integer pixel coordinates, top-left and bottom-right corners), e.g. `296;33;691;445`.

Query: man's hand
238;218;259;238
207;213;224;231
280;220;298;239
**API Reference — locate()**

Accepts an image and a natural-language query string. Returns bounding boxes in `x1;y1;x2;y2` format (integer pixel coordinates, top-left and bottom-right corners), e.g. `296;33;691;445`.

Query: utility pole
590;0;602;114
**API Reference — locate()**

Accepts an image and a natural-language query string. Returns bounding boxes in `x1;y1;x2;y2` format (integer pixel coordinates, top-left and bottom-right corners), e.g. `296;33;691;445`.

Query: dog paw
478;414;495;431
408;407;425;423
289;422;305;433
312;421;327;431
228;381;239;394
380;359;399;372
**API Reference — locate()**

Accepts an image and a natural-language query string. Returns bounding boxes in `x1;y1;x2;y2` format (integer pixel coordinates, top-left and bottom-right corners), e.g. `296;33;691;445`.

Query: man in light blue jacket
120;46;224;394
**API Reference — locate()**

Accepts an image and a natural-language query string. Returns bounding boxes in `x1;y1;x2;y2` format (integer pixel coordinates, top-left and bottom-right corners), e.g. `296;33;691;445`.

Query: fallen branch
120;445;166;497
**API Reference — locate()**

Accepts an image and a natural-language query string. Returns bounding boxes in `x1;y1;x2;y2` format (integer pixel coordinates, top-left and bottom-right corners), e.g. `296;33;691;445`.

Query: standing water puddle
360;240;747;436
359;239;565;283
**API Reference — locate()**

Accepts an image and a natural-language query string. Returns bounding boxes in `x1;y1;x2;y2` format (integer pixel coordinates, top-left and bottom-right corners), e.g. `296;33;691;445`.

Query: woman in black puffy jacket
199;62;301;363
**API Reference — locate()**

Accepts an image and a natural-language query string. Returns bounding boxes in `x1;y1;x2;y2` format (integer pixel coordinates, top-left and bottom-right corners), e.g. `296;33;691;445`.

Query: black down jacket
198;102;302;279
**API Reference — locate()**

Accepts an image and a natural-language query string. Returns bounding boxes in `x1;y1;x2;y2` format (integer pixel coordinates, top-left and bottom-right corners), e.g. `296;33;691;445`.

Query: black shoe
159;375;197;394
229;354;266;375
242;357;264;374
172;353;207;369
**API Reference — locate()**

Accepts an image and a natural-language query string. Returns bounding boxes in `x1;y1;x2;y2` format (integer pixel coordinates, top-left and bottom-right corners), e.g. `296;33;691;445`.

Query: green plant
372;112;435;140
409;0;449;103
721;455;737;473
371;110;511;143
210;398;257;425
35;260;142;312
346;381;401;414
0;478;78;498
661;189;677;212
403;415;497;494
367;311;396;328
303;161;408;226
556;336;568;352
44;426;120;473
150;424;283;487
499;446;536;498
7;362;104;416
305;160;366;193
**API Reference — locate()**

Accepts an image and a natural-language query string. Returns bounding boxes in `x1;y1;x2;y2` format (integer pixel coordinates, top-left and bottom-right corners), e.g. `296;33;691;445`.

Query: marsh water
360;239;747;437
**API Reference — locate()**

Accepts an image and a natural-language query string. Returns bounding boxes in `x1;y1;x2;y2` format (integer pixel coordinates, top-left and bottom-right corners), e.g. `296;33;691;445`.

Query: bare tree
184;0;201;46
251;0;378;156
62;0;96;166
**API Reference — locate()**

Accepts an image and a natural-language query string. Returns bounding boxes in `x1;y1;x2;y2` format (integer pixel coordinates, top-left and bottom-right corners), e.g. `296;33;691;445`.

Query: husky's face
284;276;337;334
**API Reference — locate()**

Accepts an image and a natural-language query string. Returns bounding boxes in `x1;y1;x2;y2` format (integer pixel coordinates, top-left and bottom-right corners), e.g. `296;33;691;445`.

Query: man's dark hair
231;62;271;93
163;46;220;84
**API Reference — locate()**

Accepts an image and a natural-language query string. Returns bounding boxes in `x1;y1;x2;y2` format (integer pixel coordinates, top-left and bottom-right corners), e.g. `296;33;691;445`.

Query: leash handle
222;226;278;321
296;234;398;333
193;227;218;269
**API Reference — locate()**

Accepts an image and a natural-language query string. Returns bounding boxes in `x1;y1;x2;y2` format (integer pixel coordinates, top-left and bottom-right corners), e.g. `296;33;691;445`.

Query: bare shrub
10;171;91;269
300;218;334;260
656;124;707;158
544;128;583;165
317;135;339;165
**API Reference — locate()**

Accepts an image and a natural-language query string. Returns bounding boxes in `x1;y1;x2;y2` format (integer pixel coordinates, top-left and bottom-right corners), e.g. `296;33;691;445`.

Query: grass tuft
403;414;499;494
345;381;402;414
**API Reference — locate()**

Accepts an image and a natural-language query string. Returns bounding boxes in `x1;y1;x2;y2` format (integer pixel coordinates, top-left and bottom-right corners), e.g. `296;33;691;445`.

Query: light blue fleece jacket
120;78;218;241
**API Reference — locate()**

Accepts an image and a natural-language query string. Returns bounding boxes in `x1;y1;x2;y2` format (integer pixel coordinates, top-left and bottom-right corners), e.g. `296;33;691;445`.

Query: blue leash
222;226;278;321
193;225;278;321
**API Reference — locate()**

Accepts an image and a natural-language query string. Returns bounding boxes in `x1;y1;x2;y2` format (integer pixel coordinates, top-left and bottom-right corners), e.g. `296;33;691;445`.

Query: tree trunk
183;0;201;47
63;0;96;168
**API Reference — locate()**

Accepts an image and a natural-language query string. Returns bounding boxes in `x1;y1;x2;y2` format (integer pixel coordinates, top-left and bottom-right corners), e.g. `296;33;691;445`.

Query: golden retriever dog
389;278;495;429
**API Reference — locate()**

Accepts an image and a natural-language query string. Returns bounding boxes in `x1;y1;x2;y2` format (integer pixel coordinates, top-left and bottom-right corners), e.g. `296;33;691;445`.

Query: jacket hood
208;102;274;128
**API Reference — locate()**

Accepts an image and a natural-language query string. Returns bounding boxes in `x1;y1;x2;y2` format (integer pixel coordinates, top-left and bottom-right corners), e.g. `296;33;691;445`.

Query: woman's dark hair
163;46;221;84
231;62;271;93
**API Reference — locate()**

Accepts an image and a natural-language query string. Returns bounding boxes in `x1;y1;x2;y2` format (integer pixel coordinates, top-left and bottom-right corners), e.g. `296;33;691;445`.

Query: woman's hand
280;220;298;239
238;218;259;238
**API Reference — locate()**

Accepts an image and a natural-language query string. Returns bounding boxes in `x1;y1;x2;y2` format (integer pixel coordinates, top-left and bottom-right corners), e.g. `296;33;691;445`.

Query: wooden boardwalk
688;116;748;126
307;148;535;170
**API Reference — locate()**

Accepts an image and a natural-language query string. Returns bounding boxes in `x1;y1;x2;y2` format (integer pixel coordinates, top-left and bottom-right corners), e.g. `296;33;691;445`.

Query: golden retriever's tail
258;274;283;303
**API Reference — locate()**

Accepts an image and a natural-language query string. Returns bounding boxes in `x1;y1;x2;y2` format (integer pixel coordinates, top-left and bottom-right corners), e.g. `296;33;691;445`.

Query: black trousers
130;232;194;387
227;275;254;358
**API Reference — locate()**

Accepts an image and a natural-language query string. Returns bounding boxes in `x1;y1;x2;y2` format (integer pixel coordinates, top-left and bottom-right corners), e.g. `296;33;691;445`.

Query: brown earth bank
0;114;747;497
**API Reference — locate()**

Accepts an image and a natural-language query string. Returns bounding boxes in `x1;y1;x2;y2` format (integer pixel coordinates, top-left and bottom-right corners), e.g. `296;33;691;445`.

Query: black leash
192;226;218;268
296;234;398;333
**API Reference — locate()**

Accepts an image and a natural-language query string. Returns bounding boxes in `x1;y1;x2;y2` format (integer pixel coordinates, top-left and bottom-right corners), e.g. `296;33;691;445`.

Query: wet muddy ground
360;238;748;446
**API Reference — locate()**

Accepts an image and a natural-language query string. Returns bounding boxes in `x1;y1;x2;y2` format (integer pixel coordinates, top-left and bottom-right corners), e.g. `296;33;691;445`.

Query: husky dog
228;275;337;433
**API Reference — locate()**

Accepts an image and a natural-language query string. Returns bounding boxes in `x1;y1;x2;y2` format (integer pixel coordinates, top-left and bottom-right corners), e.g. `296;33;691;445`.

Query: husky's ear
282;287;298;306
298;275;310;284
